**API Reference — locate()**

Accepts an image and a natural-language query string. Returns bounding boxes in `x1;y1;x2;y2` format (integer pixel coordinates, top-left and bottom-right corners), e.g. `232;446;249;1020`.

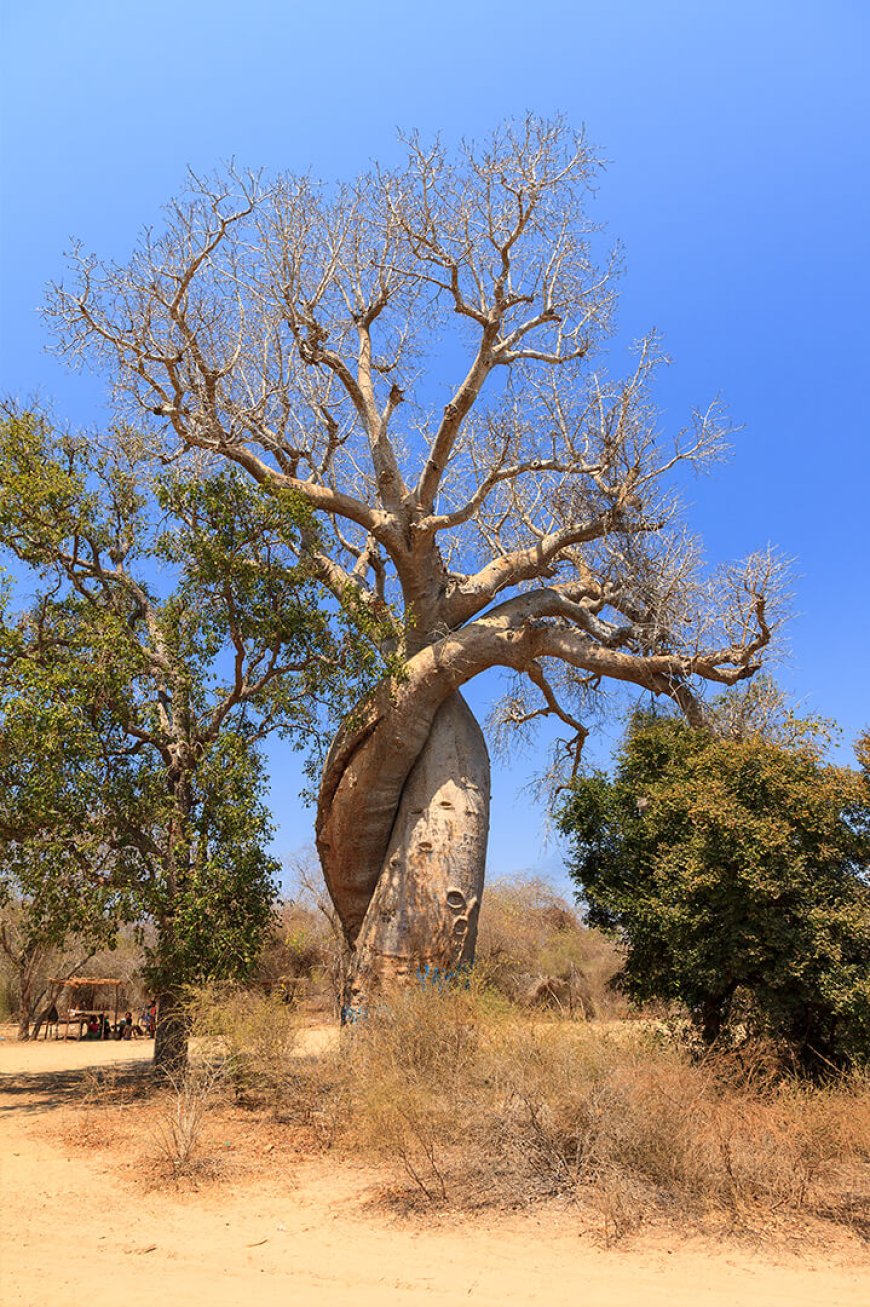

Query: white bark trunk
315;598;729;1014
325;694;490;1016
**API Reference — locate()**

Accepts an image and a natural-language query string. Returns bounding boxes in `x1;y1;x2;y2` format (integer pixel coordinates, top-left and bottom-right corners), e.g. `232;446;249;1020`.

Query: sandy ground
1;1030;868;1307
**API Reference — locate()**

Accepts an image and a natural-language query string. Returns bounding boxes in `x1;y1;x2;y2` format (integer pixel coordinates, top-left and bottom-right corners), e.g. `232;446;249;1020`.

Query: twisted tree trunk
317;691;490;1016
313;593;718;1015
49;131;778;1028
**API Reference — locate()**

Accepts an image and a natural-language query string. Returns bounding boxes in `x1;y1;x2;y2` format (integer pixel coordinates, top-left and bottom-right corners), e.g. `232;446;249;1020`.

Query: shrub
340;977;500;1201
187;983;300;1117
557;710;870;1069
152;1058;230;1179
475;877;625;1017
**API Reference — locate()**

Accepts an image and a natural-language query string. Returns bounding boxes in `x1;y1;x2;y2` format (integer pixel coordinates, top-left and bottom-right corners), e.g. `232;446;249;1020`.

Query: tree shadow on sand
0;1061;154;1115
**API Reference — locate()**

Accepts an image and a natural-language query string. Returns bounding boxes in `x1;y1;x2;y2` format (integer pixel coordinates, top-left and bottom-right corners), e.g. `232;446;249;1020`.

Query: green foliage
0;405;384;1033
0;604;139;955
139;734;280;992
557;706;870;1069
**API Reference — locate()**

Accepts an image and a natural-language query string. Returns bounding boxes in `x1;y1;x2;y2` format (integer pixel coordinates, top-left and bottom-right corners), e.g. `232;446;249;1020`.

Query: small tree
557;702;870;1069
0;589;134;1036
0;409;379;1067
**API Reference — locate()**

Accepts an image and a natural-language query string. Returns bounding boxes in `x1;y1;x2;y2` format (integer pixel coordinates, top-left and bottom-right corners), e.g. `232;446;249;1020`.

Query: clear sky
1;1;868;889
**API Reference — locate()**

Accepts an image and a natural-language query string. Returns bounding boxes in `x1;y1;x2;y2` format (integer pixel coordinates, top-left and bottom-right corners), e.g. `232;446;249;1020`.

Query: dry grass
325;984;870;1240
57;979;870;1245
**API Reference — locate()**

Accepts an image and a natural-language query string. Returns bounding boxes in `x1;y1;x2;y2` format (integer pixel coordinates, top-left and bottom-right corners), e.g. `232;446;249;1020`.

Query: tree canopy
557;701;870;1069
44;118;786;1002
0;407;381;1055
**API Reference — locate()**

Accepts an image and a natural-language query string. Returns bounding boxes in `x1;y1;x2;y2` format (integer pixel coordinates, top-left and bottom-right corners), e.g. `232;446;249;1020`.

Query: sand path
1;1033;867;1307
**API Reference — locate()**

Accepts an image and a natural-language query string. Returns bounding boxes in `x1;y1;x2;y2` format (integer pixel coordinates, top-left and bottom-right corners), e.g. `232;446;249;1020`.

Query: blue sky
2;1;868;889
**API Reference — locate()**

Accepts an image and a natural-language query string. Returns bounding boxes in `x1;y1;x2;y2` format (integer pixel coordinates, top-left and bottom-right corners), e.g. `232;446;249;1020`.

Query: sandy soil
1;1029;868;1307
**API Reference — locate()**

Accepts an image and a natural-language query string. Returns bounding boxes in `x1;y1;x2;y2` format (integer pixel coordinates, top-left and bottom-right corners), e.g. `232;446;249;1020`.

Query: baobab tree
51;118;784;1012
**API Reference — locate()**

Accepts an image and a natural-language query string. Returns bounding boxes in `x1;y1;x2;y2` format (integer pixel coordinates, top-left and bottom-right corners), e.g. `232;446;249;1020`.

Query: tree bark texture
317;692;490;1015
153;990;189;1076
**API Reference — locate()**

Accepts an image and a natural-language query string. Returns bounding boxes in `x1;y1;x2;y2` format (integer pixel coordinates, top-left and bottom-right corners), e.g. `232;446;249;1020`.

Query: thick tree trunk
153;990;189;1077
320;692;491;1017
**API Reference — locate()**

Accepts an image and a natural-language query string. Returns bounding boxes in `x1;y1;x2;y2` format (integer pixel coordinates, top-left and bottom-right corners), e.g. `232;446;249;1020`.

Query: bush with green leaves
557;708;870;1069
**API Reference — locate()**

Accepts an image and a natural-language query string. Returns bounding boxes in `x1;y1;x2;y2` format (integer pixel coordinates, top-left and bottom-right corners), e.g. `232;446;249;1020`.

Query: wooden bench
51;1015;89;1040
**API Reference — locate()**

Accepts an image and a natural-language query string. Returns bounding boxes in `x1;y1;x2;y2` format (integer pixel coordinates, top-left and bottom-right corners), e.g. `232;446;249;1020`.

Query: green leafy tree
0;408;382;1066
557;701;870;1069
138;732;279;996
0;589;138;1036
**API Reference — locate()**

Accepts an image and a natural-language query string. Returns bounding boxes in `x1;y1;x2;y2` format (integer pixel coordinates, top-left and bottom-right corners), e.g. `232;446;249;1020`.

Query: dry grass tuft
151;1057;230;1180
326;984;870;1239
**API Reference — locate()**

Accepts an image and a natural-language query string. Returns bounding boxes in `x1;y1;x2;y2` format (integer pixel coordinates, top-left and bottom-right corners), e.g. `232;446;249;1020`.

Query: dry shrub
476;877;626;1018
333;987;870;1235
171;965;868;1239
492;1027;869;1229
719;1074;870;1222
480;1024;729;1214
339;979;506;1203
152;1057;230;1180
187;984;299;1117
185;982;347;1144
255;901;325;1002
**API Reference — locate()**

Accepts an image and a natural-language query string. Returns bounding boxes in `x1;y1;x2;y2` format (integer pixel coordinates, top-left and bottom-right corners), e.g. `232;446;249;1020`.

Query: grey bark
341;694;490;1013
49;125;782;1012
153;989;189;1077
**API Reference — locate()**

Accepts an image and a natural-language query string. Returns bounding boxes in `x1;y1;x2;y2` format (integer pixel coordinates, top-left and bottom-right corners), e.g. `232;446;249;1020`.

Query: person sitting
121;1011;134;1040
87;1015;100;1040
